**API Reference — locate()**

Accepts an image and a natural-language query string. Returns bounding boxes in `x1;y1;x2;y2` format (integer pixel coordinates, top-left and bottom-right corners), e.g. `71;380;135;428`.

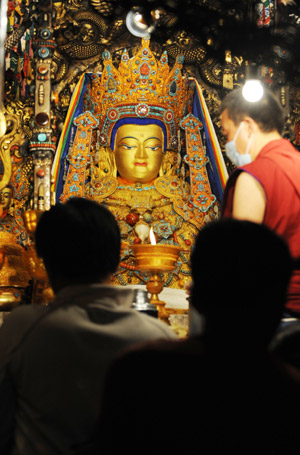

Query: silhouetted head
191;218;293;344
35;197;120;292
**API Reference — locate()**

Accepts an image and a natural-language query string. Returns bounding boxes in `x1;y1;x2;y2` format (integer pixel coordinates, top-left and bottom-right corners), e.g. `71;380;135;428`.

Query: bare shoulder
233;171;266;223
235;171;265;193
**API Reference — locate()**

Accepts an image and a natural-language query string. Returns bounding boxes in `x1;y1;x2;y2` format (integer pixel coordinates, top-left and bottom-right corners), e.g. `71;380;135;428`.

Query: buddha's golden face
0;187;12;211
114;124;164;183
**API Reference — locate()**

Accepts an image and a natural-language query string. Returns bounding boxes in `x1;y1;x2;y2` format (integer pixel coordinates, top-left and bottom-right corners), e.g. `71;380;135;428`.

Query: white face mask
225;122;253;167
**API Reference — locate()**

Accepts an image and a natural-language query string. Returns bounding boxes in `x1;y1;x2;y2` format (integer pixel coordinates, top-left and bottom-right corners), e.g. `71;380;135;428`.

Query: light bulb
126;8;155;37
242;80;264;102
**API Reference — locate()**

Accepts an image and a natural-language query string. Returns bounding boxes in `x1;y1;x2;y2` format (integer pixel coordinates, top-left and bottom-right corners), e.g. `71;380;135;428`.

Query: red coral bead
126;213;139;226
37;169;45;178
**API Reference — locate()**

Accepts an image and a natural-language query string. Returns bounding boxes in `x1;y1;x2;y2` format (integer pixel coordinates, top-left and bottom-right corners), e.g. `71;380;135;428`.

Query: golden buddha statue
0;185;29;247
53;37;224;289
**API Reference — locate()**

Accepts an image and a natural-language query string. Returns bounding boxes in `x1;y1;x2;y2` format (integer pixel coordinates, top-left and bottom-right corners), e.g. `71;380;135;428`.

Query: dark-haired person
220;86;300;317
0;197;176;455
99;219;300;455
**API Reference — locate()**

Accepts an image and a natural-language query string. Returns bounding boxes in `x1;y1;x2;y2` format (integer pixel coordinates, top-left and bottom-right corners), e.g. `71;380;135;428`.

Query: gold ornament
84;37;189;150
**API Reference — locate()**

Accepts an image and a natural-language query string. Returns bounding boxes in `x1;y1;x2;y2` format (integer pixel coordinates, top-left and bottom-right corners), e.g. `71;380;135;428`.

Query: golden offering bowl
132;244;181;320
21;209;44;240
0;287;26;311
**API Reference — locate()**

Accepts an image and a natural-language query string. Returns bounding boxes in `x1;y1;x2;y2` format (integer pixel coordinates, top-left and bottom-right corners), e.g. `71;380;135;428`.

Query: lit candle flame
149;227;156;245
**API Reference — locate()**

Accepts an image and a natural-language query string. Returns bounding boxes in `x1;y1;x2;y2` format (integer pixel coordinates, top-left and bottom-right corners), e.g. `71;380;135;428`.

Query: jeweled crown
84;37;189;150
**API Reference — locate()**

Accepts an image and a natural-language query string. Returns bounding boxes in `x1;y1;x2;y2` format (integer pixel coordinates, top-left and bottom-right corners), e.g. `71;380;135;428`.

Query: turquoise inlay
38;133;47;142
69;183;79;193
79;130;87;139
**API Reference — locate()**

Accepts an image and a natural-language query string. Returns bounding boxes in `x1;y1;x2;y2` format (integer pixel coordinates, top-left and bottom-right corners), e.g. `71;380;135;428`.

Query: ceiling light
242;80;264;102
126;7;155;38
242;62;264;102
